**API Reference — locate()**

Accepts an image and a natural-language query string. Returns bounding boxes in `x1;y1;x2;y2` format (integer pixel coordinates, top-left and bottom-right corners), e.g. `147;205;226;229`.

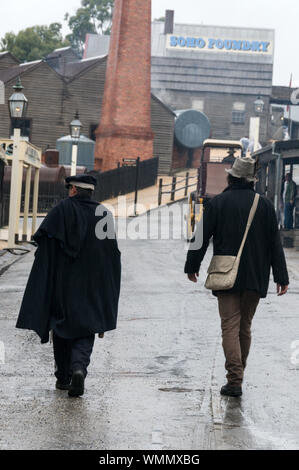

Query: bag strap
237;193;260;260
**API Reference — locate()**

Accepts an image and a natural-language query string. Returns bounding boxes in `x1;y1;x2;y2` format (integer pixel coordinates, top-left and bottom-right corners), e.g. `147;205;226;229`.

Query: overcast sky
1;0;298;86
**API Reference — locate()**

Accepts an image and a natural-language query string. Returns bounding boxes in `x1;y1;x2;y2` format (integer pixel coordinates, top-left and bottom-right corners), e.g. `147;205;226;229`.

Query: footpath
0;200;298;449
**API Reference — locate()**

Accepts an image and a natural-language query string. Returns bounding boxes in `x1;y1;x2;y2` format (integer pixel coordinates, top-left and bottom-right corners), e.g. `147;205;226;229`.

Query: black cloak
16;195;121;343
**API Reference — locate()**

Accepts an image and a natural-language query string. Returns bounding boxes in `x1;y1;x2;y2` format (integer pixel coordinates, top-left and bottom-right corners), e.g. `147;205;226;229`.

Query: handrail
160;174;198;188
158;170;199;206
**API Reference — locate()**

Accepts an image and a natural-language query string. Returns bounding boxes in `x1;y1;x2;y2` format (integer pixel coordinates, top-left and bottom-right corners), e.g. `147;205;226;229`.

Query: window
192;99;204;112
10;118;32;139
232;102;245;124
232;110;245;124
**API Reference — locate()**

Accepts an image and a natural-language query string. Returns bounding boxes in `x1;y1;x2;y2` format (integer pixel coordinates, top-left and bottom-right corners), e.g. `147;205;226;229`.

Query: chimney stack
94;0;154;172
164;10;174;35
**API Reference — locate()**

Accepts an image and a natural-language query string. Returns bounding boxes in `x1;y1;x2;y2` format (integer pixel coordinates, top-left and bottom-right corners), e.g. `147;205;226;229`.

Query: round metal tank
174;110;211;149
3;165;87;193
3;165;66;193
56;135;95;171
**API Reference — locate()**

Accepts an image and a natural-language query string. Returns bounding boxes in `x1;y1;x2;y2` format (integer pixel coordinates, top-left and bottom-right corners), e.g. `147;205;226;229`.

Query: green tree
0;23;69;63
65;0;114;55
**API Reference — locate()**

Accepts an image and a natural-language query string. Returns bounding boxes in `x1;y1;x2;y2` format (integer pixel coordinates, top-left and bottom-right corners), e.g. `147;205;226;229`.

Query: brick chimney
94;0;154;172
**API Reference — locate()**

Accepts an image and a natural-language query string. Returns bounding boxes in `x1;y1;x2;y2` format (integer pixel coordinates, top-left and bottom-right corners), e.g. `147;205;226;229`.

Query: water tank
174;110;211;149
56;134;95;171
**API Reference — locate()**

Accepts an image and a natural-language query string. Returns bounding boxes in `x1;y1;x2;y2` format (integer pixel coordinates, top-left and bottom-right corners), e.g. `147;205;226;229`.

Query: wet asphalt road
0;203;298;450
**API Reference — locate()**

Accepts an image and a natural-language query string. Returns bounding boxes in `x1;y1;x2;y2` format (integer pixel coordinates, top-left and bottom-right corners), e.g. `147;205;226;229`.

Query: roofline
2;53;107;84
19;59;42;67
0;50;20;64
251;144;273;157
3;59;68;85
203;139;243;149
2;63;41;84
252;139;299;158
150;93;176;116
53;46;72;52
46;46;80;61
65;55;108;83
81;54;107;62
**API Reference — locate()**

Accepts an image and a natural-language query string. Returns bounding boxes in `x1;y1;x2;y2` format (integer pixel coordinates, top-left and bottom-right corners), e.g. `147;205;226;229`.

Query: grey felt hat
225;156;258;182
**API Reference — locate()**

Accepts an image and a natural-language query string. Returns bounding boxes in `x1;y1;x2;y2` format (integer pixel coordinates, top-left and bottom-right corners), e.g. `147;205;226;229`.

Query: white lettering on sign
167;35;273;55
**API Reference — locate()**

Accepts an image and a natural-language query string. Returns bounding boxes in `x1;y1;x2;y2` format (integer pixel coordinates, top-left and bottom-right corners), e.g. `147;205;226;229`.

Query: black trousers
53;331;95;384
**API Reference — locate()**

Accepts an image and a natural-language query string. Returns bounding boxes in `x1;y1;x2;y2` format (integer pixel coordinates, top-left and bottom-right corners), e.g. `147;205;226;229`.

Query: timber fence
158;169;199;206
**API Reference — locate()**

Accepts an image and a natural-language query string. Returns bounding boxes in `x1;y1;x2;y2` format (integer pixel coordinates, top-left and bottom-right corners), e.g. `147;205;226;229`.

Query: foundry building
85;12;280;146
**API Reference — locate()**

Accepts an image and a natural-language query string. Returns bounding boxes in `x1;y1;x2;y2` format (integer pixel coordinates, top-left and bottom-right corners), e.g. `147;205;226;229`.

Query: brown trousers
217;290;260;387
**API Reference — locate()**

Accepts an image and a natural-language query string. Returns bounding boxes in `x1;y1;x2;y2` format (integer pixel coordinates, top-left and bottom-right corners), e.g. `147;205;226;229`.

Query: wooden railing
158;169;199;206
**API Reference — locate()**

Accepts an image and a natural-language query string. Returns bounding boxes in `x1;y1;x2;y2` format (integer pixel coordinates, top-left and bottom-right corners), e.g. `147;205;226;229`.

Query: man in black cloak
16;174;121;397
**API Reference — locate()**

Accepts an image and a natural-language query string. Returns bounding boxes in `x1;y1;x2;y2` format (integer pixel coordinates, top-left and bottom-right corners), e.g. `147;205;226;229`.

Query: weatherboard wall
0;57;175;174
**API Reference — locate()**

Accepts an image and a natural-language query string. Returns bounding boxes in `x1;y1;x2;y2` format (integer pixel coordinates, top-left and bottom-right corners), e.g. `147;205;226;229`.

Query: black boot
220;383;242;397
68;370;85;397
56;380;71;391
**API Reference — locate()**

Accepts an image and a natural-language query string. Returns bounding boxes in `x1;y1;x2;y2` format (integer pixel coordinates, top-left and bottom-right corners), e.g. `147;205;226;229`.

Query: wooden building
0;48;175;174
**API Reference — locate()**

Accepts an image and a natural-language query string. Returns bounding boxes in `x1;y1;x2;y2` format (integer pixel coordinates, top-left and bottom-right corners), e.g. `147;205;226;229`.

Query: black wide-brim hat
65;174;97;190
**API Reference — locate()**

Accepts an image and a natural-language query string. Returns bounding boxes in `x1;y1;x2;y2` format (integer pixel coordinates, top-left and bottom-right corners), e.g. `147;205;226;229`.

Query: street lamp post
8;77;28;121
254;96;265;115
249;95;265;153
7;78;28;246
70;111;82;176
